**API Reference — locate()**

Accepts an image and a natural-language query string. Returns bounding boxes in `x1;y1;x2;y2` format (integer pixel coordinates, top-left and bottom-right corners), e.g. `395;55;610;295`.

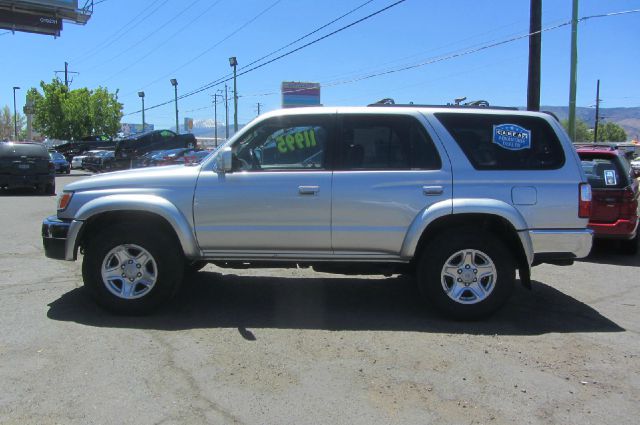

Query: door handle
299;185;319;195
423;185;444;196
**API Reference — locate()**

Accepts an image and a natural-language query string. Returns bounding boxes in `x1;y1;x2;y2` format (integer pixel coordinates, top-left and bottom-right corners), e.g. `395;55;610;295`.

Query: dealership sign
281;82;321;108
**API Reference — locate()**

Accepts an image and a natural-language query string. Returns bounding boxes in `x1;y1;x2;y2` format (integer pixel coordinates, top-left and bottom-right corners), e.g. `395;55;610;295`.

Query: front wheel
82;224;184;314
417;230;515;320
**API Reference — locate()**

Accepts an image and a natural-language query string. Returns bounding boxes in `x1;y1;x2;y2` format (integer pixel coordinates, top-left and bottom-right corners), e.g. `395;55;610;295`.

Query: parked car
80;150;109;171
132;150;165;168
576;144;639;254
71;155;86;169
184;150;211;165
49;151;71;174
146;148;195;166
113;130;197;169
82;150;115;172
56;136;116;162
630;156;640;175
1;142;55;194
43;105;593;319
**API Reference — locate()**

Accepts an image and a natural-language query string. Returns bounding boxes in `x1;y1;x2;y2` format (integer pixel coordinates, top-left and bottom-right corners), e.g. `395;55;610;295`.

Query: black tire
45;182;56;195
417;229;515;320
82;224;184;314
619;231;639;255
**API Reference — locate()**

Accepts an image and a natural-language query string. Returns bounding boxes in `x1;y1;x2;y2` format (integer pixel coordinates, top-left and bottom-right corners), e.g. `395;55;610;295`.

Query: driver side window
233;115;331;171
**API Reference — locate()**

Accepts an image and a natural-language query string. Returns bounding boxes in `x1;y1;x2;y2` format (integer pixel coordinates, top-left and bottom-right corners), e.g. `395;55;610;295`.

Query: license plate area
18;164;30;169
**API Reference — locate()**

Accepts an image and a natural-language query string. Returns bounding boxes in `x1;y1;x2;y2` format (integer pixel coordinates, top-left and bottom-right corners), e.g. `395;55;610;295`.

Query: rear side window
337;114;441;170
579;154;629;189
435;113;565;170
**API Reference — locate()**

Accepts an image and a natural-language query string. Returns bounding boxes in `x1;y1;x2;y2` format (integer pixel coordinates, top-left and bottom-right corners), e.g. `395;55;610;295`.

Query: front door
193;113;335;257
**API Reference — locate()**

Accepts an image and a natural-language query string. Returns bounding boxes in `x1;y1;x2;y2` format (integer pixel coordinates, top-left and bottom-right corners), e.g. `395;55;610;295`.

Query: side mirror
215;146;233;173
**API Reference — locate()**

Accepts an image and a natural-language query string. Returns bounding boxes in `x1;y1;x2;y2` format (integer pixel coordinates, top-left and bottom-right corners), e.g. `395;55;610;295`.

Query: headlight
58;192;73;211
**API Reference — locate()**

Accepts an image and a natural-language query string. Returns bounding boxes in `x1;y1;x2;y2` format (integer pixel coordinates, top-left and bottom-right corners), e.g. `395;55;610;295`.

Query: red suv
577;144;640;254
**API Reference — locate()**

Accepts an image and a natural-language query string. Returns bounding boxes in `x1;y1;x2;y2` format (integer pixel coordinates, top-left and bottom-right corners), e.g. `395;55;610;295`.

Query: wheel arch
73;195;200;260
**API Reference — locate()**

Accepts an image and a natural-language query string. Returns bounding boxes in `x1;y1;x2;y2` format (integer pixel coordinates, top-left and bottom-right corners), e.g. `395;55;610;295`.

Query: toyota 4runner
42;106;593;319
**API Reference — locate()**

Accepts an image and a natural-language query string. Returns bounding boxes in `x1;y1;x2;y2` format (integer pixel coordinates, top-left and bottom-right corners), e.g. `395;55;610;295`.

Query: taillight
48;161;55;170
620;187;638;218
579;183;592;218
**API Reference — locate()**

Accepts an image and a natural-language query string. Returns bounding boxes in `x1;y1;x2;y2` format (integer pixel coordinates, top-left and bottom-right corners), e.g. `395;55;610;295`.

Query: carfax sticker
604;169;617;186
492;124;532;151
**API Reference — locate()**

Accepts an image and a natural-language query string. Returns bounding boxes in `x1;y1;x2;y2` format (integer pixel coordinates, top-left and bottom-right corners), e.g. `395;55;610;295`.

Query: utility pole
256;102;262;116
593;79;601;143
170;79;179;134
138;91;145;132
55;62;79;88
212;91;222;146
567;0;579;142
229;56;238;133
527;0;542;111
225;84;229;139
12;86;20;140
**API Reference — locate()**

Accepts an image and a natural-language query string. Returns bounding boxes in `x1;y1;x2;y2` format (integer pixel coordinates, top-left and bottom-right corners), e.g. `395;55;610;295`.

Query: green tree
27;79;122;140
561;118;591;143
0;105;26;140
596;121;627;142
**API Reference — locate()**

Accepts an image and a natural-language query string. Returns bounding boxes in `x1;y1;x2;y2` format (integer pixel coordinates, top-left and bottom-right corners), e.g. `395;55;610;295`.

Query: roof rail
367;103;519;111
573;143;618;150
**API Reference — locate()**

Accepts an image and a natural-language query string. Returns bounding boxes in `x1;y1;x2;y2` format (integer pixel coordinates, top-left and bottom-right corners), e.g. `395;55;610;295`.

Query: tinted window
234;115;332;171
0;143;49;158
579;154;629;189
337;114;441;170
435;113;565;170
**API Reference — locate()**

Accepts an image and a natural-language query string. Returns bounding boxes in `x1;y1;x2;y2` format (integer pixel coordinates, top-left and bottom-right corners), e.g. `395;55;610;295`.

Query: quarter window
337;114;441;170
435;113;565;170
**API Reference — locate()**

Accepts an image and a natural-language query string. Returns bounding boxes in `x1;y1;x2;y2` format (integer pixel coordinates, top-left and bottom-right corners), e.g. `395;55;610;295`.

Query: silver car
42;106;593;319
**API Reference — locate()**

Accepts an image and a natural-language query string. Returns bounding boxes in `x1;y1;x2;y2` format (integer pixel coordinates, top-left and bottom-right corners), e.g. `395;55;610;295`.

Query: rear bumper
0;174;54;189
42;216;82;261
589;219;638;240
529;228;594;261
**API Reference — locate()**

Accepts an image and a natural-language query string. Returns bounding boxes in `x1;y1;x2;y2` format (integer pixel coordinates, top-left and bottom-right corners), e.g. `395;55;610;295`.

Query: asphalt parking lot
1;172;639;425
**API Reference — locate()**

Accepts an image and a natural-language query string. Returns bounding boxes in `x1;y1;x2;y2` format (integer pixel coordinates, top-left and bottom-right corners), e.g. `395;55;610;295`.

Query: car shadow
577;240;640;266
46;272;624;336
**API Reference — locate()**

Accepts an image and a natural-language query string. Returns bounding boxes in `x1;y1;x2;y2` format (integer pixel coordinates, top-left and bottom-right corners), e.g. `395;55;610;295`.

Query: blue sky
2;0;639;130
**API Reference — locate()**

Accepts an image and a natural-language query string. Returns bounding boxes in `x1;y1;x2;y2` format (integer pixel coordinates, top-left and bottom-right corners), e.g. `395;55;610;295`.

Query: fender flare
400;198;533;264
74;194;200;258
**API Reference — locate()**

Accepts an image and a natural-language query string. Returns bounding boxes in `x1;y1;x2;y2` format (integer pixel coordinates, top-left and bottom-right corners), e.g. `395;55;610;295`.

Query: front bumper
529;228;594;262
42;216;82;261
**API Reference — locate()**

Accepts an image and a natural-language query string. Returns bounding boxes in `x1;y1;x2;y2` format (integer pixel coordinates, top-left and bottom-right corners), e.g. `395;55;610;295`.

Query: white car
71;155;86;169
630;156;640;175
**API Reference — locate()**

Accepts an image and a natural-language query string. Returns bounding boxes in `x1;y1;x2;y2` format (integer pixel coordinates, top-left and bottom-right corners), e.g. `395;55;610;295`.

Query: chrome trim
529;229;594;259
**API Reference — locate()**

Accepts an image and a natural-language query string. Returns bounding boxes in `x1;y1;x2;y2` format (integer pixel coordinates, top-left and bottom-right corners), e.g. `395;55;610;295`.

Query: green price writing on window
276;129;317;153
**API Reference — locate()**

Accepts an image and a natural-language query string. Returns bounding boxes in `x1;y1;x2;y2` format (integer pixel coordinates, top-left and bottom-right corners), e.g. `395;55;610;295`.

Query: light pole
229;56;238;133
12;86;20;140
138;91;145;132
170;79;179;134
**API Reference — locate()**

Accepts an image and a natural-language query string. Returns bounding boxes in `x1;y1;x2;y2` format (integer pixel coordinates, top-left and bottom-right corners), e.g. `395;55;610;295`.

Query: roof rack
367;98;518;110
573;143;618;150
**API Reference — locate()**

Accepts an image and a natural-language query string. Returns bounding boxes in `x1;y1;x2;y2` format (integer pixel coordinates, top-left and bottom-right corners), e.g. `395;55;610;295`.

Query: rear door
0;144;50;176
331;113;451;256
580;155;629;222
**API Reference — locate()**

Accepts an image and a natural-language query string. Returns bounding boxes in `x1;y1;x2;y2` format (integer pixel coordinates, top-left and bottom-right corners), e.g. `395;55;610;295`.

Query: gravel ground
0;173;638;425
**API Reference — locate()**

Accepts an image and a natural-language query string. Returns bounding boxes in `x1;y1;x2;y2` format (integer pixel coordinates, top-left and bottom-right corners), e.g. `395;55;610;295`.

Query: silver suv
42;106;593;319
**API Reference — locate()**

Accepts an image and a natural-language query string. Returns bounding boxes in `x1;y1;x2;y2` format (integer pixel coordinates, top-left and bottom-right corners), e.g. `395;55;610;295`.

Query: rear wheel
82;224;184;314
417;229;515;320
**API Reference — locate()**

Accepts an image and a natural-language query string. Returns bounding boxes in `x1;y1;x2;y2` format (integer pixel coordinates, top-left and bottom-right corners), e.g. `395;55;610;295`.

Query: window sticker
276;128;317;153
604;169;617;186
492;124;532;151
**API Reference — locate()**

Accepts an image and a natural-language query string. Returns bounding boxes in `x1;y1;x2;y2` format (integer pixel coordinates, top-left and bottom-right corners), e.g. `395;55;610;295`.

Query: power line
128;0;283;97
123;0;407;116
72;0;170;64
93;0;209;78
125;6;638;118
